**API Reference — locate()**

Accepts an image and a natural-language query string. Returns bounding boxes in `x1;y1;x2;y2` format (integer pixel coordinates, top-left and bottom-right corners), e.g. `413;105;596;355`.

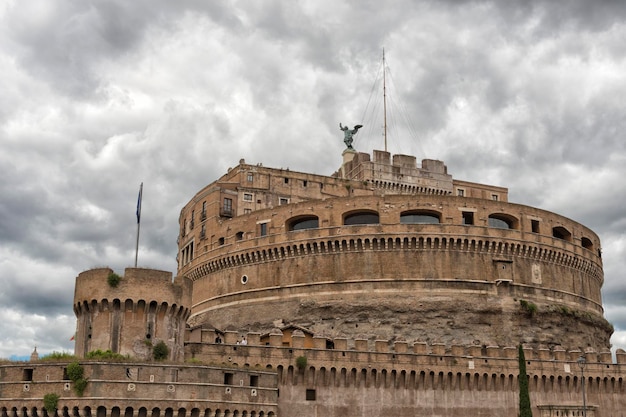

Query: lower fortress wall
187;333;626;417
3;335;626;416
0;363;278;417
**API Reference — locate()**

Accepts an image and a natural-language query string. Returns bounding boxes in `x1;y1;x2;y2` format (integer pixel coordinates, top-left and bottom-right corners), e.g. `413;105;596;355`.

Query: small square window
250;375;259;387
244;208;251;214
462;211;474;225
457;189;465;197
492;194;499;201
243;193;253;201
305;389;316;401
531;219;540;233
23;369;33;381
224;372;233;385
279;198;289;205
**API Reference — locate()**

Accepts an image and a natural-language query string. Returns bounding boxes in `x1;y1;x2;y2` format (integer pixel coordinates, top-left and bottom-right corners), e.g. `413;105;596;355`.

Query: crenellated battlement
73;268;192;361
188;330;625;367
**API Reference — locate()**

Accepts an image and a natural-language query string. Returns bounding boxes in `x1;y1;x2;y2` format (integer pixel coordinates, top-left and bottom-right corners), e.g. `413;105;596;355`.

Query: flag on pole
136;183;143;224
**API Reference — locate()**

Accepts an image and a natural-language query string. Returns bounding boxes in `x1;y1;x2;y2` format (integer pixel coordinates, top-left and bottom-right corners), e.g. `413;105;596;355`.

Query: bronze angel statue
340;123;363;150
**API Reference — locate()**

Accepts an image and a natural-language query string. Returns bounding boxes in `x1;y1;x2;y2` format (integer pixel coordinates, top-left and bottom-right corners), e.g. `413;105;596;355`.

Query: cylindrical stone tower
73;267;192;361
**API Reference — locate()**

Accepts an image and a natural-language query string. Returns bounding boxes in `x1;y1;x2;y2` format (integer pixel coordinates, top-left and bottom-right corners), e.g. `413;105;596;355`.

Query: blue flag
136;183;143;224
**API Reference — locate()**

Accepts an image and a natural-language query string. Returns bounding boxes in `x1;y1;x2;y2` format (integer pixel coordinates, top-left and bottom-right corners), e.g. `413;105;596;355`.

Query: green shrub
153;341;169;361
86;349;128;360
66;362;88;396
41;351;77;361
74;378;88;396
519;300;537;316
107;272;122;287
296;356;307;370
43;393;60;413
66;362;84;381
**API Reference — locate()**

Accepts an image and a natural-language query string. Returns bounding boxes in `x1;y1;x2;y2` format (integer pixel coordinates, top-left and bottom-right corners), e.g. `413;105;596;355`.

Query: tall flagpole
135;182;143;267
383;48;388;152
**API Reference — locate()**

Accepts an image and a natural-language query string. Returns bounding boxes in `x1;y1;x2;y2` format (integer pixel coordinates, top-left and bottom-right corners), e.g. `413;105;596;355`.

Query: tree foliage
518;345;533;417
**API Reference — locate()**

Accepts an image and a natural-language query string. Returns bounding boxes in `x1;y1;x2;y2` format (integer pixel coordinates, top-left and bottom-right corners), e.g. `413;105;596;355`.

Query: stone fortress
1;147;625;417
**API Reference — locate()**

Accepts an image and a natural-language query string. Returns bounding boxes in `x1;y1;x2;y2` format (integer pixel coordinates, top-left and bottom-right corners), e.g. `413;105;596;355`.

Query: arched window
287;215;319;231
344;211;379;225
400;210;441;224
488;214;518;230
581;237;593;250
552;226;572;242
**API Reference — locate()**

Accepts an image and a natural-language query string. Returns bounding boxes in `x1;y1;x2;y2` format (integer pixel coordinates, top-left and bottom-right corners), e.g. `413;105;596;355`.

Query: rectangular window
260;223;267;236
492;194;499;201
284;177;289;184
224;372;233;385
244;208;251;214
303;180;308;187
243;193;253;201
247;173;253;182
462;211;474;225
531;219;540;233
223;198;232;212
23;369;33;381
250;375;259;387
457;188;465;197
279;197;289;205
306;389;316;401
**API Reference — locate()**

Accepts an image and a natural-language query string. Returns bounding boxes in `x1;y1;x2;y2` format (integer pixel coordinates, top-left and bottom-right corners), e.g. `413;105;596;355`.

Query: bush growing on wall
107;272;121;288
296;356;307;370
66;362;88;396
43;393;60;413
153;341;169;361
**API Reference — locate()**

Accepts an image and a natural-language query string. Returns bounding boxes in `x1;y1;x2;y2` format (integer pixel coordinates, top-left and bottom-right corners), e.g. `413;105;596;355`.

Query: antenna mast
383;48;388;152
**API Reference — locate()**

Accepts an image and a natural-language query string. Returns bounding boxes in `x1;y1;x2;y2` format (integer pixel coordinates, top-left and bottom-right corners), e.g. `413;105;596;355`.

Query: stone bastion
181;194;610;351
73;268;192;361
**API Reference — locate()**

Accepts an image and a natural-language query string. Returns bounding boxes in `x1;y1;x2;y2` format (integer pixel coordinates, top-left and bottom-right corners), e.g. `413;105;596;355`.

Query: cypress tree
518;344;533;417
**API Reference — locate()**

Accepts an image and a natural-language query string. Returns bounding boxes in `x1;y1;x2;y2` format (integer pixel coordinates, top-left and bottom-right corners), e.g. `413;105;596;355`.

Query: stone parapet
188;334;626;371
0;361;278;416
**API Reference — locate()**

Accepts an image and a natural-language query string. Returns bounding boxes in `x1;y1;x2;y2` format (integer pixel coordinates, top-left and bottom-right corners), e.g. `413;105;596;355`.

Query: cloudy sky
1;0;625;359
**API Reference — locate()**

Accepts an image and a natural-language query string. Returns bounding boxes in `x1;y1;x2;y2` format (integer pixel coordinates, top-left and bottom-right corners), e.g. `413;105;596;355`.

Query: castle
1;148;624;417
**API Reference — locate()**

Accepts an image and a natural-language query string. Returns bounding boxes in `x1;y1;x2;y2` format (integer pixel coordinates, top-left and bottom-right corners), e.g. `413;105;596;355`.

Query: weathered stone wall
0;362;277;417
181;193;607;350
185;334;625;417
73;268;192;361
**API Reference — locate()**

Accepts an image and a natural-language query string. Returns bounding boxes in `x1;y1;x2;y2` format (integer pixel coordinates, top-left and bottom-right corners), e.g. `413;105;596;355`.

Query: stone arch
488;213;519;229
96;407;107;417
400;209;441;224
343;210;379;225
286;215;319;231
